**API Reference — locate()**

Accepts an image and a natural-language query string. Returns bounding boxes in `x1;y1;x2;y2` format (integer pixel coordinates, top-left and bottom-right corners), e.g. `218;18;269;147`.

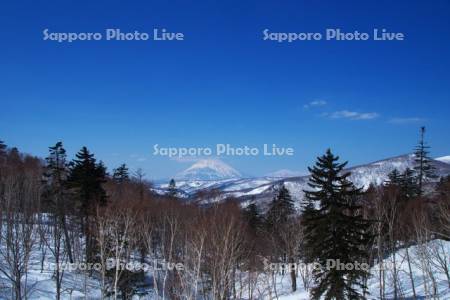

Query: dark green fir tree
401;168;419;199
167;178;177;197
0;140;6;158
387;169;402;185
0;140;7;174
43;142;69;210
243;196;263;232
67;146;107;214
42;142;74;263
265;183;298;291
302;149;374;300
113;163;130;184
67;146;107;262
386;168;418;200
414;126;437;195
265;183;295;230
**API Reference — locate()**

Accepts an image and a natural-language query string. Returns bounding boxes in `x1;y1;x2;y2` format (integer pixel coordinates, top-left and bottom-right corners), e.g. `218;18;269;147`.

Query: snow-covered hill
254;240;450;300
347;154;450;188
280;154;450;205
265;169;307;178
156;154;450;208
437;155;450;164
174;159;241;181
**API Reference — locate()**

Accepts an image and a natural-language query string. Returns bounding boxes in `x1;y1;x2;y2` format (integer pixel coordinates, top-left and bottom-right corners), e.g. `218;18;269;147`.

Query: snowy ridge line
155;154;450;205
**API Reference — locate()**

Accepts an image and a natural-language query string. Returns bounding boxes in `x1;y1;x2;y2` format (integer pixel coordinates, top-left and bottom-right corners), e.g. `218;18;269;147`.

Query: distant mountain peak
436;155;450;164
265;169;307;178
175;159;241;181
154;153;450;203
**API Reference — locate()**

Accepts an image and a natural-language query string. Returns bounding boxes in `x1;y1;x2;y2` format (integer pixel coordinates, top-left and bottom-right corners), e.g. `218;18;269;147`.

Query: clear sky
1;0;450;180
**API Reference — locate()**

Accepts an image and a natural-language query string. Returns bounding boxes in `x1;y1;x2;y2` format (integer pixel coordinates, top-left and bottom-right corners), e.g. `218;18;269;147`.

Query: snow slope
156;154;450;208
273;240;450;300
265;169;307;178
437;155;450;164
4;236;448;299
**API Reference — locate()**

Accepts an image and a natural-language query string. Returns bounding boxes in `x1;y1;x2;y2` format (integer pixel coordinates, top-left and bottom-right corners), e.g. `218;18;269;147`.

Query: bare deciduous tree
0;152;41;300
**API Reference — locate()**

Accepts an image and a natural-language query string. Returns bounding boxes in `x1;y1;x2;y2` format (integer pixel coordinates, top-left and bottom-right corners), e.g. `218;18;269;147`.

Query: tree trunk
61;215;74;263
405;247;416;299
290;268;297;292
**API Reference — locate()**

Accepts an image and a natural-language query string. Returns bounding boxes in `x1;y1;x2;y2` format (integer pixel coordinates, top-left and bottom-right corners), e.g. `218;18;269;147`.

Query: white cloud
388;117;425;124
304;100;327;109
130;154;148;162
325;110;379;120
170;156;202;163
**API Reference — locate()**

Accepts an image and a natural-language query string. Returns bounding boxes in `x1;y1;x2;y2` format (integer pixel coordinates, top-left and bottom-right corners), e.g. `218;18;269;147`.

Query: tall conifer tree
67;146;107;262
265;184;297;291
387;169;402;185
265;184;295;229
0;140;7;179
113;163;129;184
414;126;436;195
0;140;6;158
68;146;107;214
302;149;373;299
243;197;263;232
42;142;74;263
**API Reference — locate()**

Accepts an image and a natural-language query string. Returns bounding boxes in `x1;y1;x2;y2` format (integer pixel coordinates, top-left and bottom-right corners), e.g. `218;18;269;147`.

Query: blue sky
1;0;450;179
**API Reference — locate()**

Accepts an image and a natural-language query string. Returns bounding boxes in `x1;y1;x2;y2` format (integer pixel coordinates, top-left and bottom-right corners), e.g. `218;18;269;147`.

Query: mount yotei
175;159;242;181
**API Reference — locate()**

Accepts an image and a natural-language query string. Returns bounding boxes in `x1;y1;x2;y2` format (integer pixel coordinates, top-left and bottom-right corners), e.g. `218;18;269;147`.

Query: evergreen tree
42;142;75;277
167;178;177;197
302;149;373;299
43;142;69;208
113;163;129;183
414;126;436;195
387;169;402;185
265;183;298;291
67;146;107;214
243;197;262;232
0;140;6;159
7;147;21;165
97;160;108;178
386;168;418;199
0;140;7;179
67;146;107;263
400;168;419;199
265;184;295;229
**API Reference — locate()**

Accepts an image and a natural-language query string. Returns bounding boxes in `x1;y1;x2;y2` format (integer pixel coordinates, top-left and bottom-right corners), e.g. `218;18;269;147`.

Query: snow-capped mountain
436;155;450;164
265;169;307;178
281;154;450;203
347;154;450;188
155;154;450;208
348;154;420;188
175;159;242;181
278;154;450;201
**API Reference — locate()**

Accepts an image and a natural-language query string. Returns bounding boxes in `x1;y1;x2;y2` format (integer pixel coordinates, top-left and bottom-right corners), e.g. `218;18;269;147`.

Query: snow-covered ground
1;239;448;299
238;240;450;300
15;261;102;300
0;234;102;300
